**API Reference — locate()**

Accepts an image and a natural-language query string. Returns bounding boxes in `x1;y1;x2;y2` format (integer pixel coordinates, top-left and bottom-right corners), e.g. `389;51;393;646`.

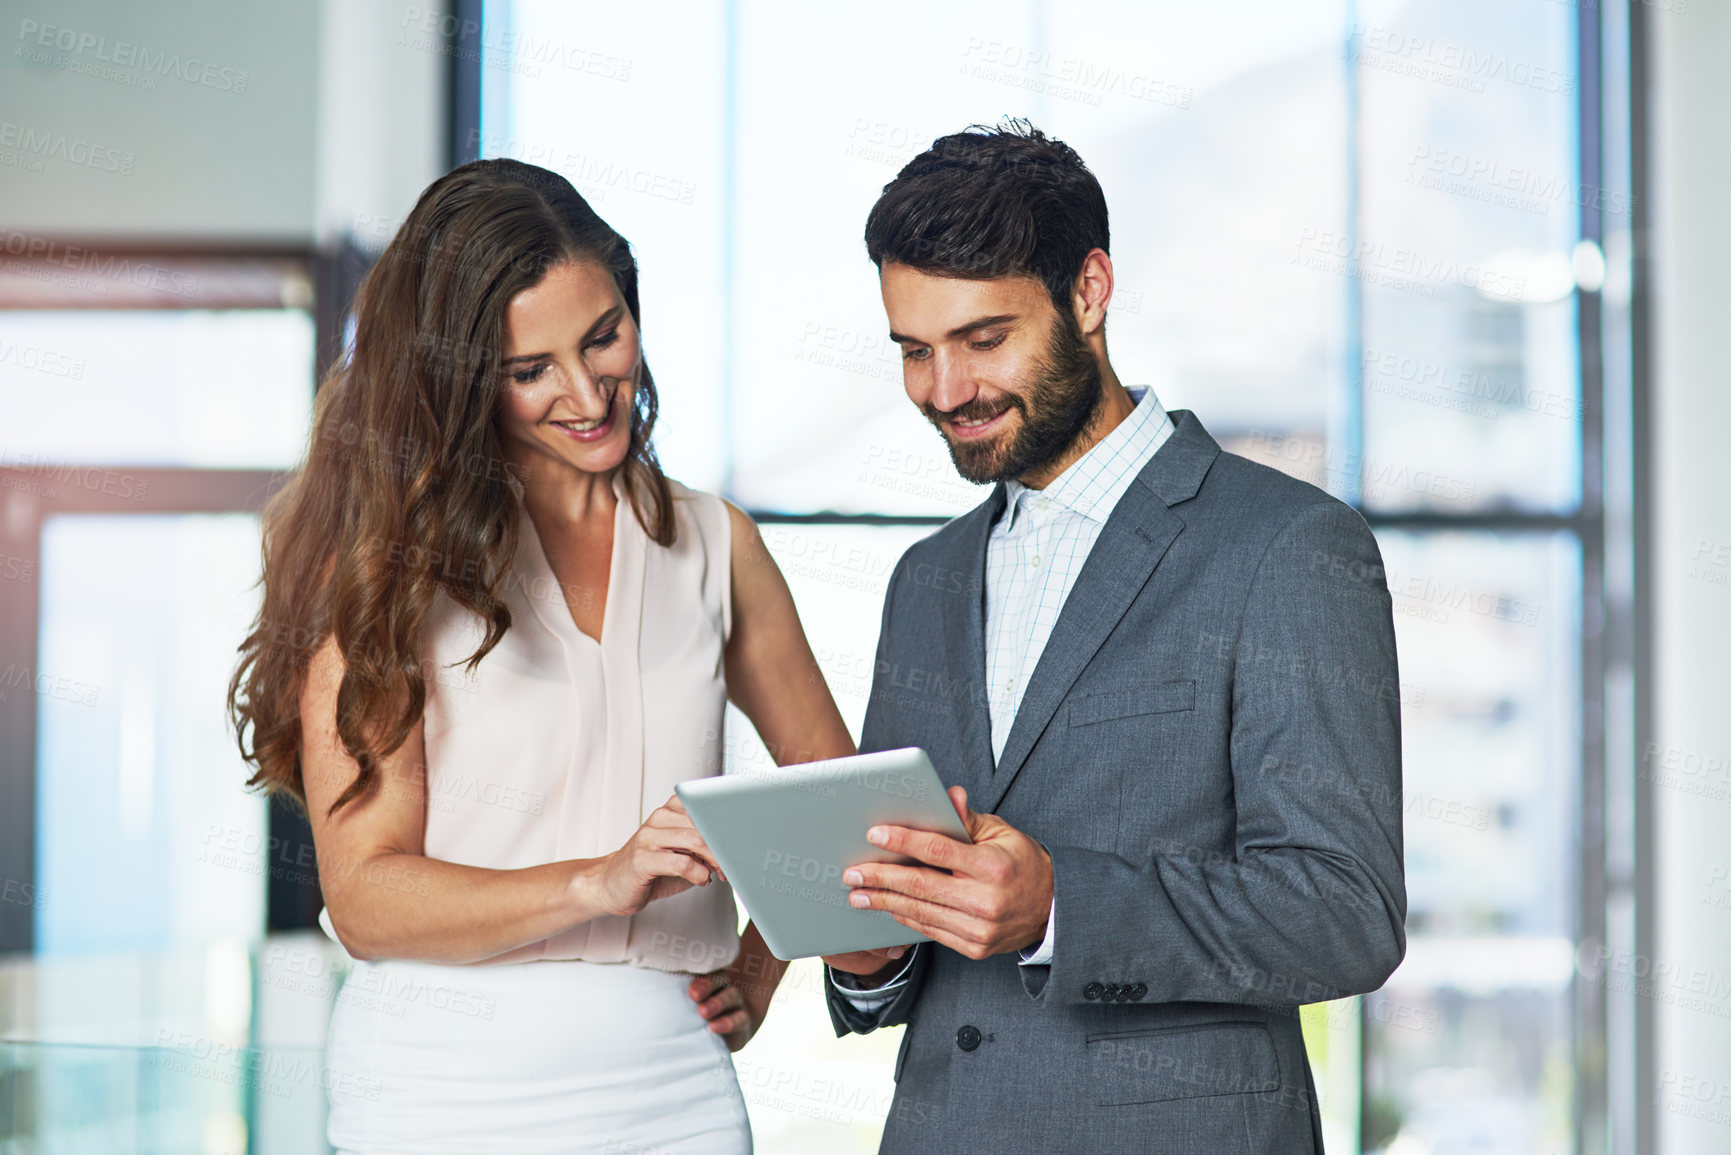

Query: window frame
452;4;1650;1146
0;242;355;952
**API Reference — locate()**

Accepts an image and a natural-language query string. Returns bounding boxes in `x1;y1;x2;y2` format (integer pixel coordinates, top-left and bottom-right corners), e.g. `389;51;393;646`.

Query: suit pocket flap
1068;680;1195;726
1088;1021;1281;1105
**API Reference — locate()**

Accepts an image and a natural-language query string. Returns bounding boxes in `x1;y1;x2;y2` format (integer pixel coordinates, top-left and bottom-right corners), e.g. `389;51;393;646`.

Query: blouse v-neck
514;472;632;650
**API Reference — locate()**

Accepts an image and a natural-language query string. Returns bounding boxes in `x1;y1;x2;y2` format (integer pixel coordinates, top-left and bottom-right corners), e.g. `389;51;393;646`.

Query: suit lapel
940;484;1003;803
971;409;1221;815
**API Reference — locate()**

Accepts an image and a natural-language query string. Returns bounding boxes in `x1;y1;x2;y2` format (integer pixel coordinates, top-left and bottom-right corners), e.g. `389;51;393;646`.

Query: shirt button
1030;555;1042;568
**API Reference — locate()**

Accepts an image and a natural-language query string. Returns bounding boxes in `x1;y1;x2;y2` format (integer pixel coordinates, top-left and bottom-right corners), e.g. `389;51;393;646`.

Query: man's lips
945;406;1013;441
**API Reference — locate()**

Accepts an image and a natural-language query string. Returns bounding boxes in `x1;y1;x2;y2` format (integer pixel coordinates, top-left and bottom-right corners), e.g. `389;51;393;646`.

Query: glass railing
1;1039;331;1155
1;933;348;1154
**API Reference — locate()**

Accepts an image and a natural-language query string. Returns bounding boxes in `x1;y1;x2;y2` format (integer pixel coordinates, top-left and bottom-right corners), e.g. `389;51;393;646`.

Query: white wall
0;0;441;243
1650;4;1731;1150
314;0;445;244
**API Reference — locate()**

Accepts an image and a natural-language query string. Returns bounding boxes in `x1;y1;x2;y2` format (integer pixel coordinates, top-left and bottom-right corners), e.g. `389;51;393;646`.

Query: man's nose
929;351;976;415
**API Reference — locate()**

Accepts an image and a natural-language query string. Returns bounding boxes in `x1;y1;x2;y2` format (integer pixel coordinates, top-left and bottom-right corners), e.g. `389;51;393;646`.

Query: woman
228;158;856;1153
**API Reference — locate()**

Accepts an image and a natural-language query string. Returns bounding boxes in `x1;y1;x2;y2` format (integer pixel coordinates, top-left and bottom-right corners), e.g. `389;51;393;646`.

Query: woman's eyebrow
502;305;625;364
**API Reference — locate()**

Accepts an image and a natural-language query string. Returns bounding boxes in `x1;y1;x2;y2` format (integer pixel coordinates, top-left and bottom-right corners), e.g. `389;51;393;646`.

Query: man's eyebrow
888;313;1020;346
502;305;625;364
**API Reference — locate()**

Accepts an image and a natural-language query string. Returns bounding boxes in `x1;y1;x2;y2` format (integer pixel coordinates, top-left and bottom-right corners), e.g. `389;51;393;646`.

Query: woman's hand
688;971;756;1051
689;921;785;1052
592;794;725;918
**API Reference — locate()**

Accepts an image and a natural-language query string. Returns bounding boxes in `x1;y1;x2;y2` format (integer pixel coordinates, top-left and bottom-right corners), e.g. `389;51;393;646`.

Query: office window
0;310;313;469
477;0;1612;1149
35;513;269;954
0;258;316;959
1346;2;1592;1150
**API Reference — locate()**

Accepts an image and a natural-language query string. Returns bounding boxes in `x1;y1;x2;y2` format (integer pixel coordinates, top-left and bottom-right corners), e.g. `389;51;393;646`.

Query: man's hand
821;944;911;980
841;786;1052;961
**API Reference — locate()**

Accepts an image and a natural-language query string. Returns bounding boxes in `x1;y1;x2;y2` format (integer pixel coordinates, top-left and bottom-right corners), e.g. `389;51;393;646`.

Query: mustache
924;392;1024;427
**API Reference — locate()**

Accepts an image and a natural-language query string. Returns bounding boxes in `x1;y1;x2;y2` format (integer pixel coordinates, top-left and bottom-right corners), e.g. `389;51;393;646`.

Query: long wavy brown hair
229;158;674;815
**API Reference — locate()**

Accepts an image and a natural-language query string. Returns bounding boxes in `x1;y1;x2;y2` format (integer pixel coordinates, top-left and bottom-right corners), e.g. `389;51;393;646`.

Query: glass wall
9;303;316;959
0;255;323;1148
481;1;1603;1152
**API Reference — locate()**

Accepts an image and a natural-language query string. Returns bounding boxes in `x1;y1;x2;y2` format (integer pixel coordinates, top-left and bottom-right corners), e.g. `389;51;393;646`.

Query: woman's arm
301;636;722;964
719;500;857;767
686;502;860;1044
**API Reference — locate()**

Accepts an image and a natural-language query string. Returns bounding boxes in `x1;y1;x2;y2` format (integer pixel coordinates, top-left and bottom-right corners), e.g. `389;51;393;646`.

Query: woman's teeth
554;416;605;432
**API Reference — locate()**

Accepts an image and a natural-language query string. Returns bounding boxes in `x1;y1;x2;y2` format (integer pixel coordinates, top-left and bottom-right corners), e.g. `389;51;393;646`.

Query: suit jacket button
956;1025;982;1052
1129;983;1148;1001
1101;983;1119;1001
1083;982;1103;1001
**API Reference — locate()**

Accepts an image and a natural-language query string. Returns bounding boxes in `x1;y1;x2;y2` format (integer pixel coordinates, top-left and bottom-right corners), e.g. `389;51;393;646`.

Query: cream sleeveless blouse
359;472;740;973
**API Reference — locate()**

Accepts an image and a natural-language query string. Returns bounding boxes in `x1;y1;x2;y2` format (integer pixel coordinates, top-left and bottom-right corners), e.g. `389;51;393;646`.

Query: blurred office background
0;0;1725;1151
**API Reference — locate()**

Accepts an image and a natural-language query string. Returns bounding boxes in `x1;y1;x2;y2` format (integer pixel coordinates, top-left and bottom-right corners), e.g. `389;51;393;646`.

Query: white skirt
325;956;752;1154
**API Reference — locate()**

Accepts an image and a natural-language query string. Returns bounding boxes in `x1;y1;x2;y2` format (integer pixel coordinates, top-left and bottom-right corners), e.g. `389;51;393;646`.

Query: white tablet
676;747;971;961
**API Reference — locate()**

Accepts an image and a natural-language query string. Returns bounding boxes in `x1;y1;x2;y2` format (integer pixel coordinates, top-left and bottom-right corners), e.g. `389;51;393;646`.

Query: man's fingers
821;945;907;975
846;861;966;907
867;823;967;871
856;889;986;954
849;886;978;940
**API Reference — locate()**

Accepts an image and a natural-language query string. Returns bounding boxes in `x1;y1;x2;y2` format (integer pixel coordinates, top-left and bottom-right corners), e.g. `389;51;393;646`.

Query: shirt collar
1001;385;1167;532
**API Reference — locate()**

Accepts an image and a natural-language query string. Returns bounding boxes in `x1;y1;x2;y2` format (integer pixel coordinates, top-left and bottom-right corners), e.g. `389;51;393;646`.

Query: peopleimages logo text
16;20;250;93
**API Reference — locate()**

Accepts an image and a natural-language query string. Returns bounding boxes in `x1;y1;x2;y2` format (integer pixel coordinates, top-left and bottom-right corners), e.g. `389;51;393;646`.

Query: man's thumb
949;785;971;825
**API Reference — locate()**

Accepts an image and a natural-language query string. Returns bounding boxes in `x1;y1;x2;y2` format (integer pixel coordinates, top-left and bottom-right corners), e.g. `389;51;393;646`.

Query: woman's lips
550;395;618;443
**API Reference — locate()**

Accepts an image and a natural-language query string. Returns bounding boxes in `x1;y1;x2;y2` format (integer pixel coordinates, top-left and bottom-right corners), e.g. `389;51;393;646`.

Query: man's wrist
1017;883;1057;965
830;949;917;991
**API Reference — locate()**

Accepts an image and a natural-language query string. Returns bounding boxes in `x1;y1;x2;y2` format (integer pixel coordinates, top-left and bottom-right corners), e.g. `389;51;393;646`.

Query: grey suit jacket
824;410;1406;1154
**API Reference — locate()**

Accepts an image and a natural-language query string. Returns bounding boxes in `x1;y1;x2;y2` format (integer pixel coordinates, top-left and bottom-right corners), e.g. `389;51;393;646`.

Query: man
821;122;1406;1153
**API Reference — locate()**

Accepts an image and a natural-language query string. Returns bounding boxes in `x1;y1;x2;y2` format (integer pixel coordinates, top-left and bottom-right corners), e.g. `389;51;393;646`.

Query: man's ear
1071;248;1114;337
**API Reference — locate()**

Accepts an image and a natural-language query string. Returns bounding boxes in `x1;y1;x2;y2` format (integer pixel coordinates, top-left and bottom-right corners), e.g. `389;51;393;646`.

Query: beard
924;309;1105;485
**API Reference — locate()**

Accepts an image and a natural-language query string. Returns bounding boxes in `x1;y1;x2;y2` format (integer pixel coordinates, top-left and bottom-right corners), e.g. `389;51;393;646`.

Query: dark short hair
863;120;1109;314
